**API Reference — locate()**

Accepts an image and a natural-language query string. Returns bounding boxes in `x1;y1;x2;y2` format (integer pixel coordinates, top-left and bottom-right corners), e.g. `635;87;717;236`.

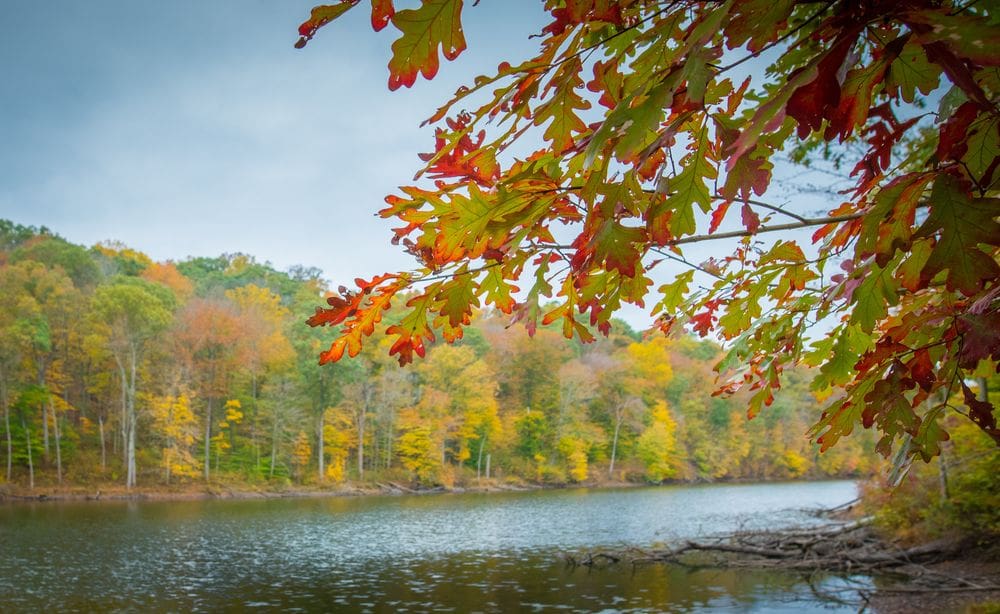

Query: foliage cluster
862;380;1000;543
1;221;874;489
298;0;1000;475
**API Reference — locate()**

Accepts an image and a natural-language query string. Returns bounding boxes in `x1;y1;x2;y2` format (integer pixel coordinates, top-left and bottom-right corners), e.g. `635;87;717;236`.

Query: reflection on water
1;481;862;612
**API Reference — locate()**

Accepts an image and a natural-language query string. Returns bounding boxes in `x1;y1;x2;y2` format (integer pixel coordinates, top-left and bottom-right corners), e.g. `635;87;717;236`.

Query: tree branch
666;211;863;247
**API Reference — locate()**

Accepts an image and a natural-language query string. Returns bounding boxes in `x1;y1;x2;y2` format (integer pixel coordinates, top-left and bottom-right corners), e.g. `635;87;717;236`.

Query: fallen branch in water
564;517;999;594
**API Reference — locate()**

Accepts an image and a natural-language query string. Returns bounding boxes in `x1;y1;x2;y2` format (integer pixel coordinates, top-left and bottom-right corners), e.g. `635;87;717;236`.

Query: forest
0;218;877;493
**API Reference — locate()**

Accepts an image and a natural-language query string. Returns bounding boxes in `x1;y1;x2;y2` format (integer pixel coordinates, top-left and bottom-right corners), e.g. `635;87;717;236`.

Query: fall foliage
297;0;1000;473
1;221;882;490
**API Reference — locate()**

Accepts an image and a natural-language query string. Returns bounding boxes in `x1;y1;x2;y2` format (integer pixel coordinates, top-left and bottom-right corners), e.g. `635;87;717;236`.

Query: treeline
0;219;875;491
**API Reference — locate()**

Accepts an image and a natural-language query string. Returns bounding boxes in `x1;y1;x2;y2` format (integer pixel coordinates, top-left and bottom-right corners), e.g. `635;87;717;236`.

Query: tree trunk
357;386;371;481
52;399;62;485
317;410;325;482
39;364;49;460
98;415;106;471
2;375;11;482
117;359;127;465
125;347;138;489
477;433;488;481
385;424;393;470
270;410;279;479
252;373;259;473
204;398;213;481
357;415;366;480
609;411;623;479
23;417;33;490
485;454;491;480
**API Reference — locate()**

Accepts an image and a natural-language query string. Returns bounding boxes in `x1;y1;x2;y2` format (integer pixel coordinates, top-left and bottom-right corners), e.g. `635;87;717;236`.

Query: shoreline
0;476;854;504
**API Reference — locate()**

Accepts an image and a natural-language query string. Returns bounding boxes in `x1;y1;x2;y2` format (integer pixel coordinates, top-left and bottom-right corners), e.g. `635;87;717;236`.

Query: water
0;481;865;612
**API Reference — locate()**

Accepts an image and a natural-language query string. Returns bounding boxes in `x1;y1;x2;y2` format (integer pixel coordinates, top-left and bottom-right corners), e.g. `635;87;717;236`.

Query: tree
91;277;176;488
301;1;1000;469
0;260;79;484
636;400;681;482
148;392;199;483
173;298;242;481
227;284;294;472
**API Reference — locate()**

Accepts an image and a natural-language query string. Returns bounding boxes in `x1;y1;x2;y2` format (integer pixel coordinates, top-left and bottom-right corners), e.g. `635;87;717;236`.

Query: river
0;481;865;612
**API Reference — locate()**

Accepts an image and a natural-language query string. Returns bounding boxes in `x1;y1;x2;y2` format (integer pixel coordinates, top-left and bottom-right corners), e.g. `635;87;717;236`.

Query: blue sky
0;1;547;280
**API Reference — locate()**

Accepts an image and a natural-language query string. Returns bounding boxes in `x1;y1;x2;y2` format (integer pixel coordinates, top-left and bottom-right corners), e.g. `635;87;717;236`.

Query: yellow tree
291;430;312;482
396;407;441;484
636;401;681;483
322;406;354;483
226;284;294;471
416;344;500;477
148;393;199;483
212;399;244;472
555;358;606;482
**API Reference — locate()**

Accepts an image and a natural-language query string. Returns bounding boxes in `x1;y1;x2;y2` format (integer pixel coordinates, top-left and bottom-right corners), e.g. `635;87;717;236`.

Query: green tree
91;276;176;488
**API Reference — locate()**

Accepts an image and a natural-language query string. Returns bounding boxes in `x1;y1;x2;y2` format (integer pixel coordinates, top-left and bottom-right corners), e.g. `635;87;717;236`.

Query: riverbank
0;477;637;503
0;475;857;504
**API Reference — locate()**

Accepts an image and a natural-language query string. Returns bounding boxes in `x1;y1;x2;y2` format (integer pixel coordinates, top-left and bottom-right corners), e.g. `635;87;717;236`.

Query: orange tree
297;1;999;470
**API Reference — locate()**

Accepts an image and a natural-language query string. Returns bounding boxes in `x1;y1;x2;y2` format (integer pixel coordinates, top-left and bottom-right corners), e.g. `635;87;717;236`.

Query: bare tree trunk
39;365;49;459
486;454;491;479
98;415;106;471
385;425;393;470
52;399;62;485
252;373;260;473
125;348;138;489
317;410;325;482
357;386;371;481
270;410;279;479
23;417;33;490
358;416;366;480
477;433;488;482
204;398;213;481
2;375;11;482
609;411;623;479
117;359;127;465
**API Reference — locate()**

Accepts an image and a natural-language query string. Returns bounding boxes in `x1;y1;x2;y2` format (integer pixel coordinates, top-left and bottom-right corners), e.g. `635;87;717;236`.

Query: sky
0;2;548;279
1;2;845;330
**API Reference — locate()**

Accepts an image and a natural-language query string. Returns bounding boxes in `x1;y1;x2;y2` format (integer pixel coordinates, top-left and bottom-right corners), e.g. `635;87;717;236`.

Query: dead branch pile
564;517;1000;594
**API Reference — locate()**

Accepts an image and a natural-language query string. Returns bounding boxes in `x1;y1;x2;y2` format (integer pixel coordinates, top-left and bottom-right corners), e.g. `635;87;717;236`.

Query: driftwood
564;516;999;598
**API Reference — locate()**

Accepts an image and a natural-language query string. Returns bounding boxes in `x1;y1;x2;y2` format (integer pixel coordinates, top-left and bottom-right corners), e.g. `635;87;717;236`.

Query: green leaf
914;175;1000;295
850;263;898;333
653;270;695;315
963;114;1000;189
434;267;479;327
886;38;941;103
589;221;645;277
534;58;591;153
388;0;467;90
481;267;517;314
667;121;717;236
